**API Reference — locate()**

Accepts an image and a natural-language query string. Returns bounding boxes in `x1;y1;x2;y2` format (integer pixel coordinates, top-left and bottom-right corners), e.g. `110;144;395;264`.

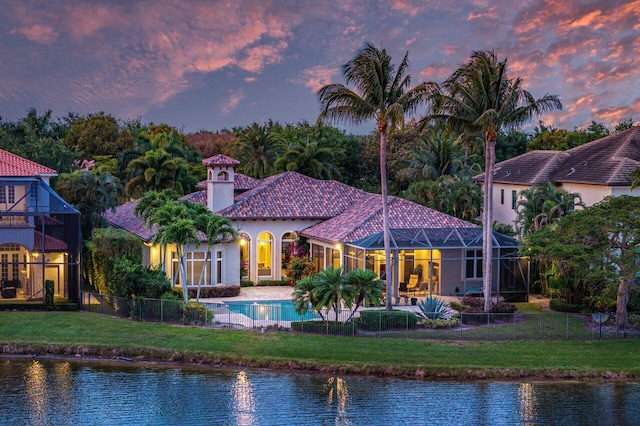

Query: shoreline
1;343;637;382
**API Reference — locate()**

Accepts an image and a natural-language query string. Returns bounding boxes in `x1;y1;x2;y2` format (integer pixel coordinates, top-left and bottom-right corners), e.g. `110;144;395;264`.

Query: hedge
357;310;418;331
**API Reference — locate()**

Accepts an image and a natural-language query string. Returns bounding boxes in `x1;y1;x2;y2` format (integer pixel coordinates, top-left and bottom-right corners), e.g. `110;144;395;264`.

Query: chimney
201;154;240;213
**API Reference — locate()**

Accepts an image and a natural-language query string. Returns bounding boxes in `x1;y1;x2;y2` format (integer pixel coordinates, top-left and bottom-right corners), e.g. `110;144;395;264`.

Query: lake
1;357;639;425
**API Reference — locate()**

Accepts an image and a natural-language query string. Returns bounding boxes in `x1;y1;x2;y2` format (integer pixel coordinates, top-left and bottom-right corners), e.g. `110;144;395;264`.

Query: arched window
217;171;229;181
239;232;250;281
257;232;273;279
281;232;296;277
208;170;213;180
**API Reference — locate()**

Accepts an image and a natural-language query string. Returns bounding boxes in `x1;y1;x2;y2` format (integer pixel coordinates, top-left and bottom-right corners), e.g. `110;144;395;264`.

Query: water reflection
1;358;640;425
231;371;256;426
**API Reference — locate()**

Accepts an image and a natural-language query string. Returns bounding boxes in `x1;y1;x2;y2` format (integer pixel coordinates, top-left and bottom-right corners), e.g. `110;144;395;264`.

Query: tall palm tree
425;50;562;311
318;42;434;310
125;148;194;197
230;123;284;178
516;183;583;234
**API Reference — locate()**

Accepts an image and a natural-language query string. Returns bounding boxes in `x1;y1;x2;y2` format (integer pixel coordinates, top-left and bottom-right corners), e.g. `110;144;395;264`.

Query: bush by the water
357;310;418;331
458;297;517;314
186;285;240;298
290;320;356;335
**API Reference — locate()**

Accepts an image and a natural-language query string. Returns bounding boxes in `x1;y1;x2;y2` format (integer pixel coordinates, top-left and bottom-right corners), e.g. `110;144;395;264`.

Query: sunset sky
1;0;639;134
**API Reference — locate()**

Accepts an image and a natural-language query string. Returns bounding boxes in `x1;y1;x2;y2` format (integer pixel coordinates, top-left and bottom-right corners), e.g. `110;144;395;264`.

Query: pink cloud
11;24;58;43
298;66;337;93
221;90;246;115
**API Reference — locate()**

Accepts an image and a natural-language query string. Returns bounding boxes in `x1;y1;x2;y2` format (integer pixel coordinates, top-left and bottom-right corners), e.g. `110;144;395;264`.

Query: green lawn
1;311;638;379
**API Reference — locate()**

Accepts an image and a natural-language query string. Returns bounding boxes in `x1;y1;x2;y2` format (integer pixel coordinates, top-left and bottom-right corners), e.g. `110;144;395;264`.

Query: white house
106;154;527;302
474;126;640;228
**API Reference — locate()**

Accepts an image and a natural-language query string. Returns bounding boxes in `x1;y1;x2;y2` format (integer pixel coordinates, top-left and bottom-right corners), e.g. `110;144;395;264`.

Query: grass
1;311;639;380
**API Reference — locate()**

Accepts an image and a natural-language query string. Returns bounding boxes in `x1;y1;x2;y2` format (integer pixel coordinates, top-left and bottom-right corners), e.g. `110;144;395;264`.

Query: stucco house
105;154;527;302
0;150;81;303
474;126;640;229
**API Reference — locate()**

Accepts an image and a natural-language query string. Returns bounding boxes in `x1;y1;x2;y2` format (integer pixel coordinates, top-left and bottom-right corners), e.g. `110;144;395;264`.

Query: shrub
549;298;583;313
91;229;142;294
491;301;517;313
183;302;214;324
186;285;241;298
109;258;171;299
357;310;418;331
256;280;290;287
240;280;255;287
419;317;461;329
461;296;484;308
290;320;356;335
415;296;450;320
449;301;465;312
628;286;640;312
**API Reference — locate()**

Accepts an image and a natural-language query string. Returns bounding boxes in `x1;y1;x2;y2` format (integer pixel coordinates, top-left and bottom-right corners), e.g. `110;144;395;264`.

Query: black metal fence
80;292;639;340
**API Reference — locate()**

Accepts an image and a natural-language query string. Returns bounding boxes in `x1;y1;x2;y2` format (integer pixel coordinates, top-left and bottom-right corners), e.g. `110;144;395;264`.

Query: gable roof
219;171;369;219
474;126;640;186
0;149;57;177
301;194;476;244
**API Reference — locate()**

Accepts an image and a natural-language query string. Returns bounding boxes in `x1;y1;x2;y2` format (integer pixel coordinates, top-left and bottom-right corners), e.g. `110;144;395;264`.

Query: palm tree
318;42;434;310
313;266;351;321
291;275;323;320
125;148;195;198
275;138;343;179
230;123;284;178
345;269;383;321
153;218;201;303
55;170;124;239
193;212;237;301
425;50;562;311
516;183;583;234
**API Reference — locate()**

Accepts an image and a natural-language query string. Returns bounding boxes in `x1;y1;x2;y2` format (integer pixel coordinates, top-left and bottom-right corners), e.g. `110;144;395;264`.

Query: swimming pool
225;300;320;321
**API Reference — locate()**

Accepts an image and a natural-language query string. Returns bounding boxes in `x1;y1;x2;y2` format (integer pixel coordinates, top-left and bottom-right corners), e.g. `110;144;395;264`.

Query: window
171;251;210;286
281;232;296;276
239;233;250;280
465;249;483;279
8;186;15;204
216;251;223;284
310;244;325;273
0;186;4;204
257;232;273;277
326;247;340;268
500;189;504;205
511;190;518;210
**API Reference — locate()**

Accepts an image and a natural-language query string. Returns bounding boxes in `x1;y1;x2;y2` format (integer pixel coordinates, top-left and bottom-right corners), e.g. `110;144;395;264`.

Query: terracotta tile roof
103;199;155;241
219;172;369;219
0;149;57;177
301;194;477;243
106;171;478;243
33;231;68;251
202;154;240;167
195;173;262;191
475;126;640;186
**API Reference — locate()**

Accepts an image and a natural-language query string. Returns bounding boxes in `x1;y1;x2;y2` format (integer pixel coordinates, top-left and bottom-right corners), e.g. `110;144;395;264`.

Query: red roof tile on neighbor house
0;149;57;176
219;171;368;219
301;194;477;243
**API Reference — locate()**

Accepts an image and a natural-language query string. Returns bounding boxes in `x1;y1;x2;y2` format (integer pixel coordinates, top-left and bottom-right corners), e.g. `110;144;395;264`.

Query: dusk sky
1;0;639;135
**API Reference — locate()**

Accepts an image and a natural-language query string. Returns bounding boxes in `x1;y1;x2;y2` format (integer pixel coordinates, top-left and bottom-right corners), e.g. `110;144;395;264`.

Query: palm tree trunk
380;131;394;311
483;132;496;312
616;277;632;329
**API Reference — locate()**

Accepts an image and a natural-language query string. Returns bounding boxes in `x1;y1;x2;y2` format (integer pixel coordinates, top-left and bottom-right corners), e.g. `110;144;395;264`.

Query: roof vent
568;167;576;175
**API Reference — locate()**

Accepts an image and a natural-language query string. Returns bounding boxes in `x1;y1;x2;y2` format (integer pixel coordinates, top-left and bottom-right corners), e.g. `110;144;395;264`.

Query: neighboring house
0;150;81;303
474;126;640;228
105;155;527;301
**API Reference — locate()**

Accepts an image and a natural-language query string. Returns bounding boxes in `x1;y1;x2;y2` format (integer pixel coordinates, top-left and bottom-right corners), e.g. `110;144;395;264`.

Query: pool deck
201;285;461;312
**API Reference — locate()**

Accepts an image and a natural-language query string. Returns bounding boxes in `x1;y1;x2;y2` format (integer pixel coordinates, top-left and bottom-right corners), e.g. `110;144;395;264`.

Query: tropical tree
396;124;469;181
229;122;284;178
424;50;562;311
55;169;124;239
275;138;343;179
312;266;351;321
193;211;237;301
405;174;482;222
125;148;196;197
523;195;640;327
153;217;200;303
516;183;583;234
344;269;383;321
291;276;323;320
317;42;434;310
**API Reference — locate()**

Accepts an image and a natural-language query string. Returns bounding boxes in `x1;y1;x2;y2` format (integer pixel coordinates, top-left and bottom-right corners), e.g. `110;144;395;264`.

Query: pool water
225;300;319;321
